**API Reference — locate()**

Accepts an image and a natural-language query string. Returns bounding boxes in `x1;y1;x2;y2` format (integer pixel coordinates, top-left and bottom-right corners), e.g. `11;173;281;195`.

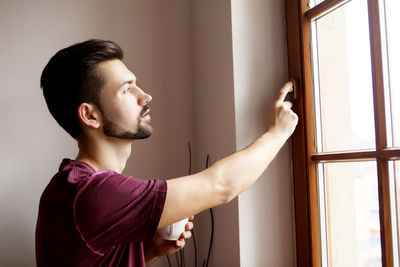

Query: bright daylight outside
310;0;399;266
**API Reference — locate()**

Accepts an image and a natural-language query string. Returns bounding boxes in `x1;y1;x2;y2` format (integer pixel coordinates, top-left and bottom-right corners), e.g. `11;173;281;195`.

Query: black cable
179;248;184;267
166;255;172;267
205;208;214;267
175;252;180;267
185;249;187;267
192;227;198;267
188;142;199;267
204;155;214;267
165;142;209;267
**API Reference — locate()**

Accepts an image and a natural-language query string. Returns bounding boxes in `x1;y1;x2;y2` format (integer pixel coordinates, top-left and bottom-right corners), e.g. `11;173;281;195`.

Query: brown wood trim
377;160;394;267
300;0;322;264
312;150;376;162
367;0;393;265
285;0;312;265
311;148;400;162
304;0;351;20
381;148;400;160
368;0;387;150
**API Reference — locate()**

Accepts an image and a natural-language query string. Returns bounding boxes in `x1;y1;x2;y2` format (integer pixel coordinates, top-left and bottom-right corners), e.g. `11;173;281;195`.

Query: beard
102;106;152;140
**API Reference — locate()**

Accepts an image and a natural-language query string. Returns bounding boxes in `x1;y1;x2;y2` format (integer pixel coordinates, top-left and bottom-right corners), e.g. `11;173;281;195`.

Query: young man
36;39;298;267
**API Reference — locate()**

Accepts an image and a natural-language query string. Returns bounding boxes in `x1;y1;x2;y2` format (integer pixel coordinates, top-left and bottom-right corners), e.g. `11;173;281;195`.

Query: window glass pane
311;0;376;153
311;0;325;8
318;161;382;267
383;0;400;147
308;0;352;11
309;0;328;9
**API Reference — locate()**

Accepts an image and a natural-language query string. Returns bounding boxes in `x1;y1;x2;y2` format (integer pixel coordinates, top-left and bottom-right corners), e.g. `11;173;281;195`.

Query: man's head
41;39;152;140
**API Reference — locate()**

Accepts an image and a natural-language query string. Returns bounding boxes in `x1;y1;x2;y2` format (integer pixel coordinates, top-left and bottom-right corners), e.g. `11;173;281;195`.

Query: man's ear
77;103;101;129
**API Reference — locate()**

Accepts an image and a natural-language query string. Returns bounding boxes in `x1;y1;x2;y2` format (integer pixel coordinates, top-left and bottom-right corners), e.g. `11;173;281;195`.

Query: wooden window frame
285;0;400;266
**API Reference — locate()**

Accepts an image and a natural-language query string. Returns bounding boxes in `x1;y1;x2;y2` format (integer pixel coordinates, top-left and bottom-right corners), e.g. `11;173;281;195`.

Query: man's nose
138;91;152;106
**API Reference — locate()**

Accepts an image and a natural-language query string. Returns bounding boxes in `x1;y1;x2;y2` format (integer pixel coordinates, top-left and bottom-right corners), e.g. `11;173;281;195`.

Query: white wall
231;0;296;266
190;1;296;266
0;1;193;266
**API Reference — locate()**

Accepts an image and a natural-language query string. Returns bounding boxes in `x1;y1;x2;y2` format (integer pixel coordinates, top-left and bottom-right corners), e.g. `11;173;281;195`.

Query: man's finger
282;101;293;109
180;230;192;239
185;221;193;231
175;239;185;248
276;81;294;103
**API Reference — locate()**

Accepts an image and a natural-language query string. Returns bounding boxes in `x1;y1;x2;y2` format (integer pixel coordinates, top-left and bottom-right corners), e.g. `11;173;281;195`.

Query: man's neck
76;135;132;174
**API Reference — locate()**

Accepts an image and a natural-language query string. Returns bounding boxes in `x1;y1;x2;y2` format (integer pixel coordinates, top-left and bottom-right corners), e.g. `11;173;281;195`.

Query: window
285;0;400;266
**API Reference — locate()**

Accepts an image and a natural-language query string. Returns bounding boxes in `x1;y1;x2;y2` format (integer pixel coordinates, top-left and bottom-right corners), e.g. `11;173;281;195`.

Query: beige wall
191;0;240;266
0;0;295;266
0;1;193;266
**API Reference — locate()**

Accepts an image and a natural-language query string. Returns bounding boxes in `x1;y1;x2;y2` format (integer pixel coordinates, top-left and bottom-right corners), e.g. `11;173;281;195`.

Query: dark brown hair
41;39;123;138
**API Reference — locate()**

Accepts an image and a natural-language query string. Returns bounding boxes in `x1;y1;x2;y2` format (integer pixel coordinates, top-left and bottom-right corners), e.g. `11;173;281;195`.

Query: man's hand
145;216;194;265
266;81;298;140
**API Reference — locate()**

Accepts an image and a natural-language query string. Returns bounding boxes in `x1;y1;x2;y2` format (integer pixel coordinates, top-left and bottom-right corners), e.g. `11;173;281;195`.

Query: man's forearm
209;130;288;201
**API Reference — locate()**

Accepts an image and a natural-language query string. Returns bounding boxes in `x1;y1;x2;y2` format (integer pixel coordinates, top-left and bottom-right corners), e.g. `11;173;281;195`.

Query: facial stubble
102;105;152;140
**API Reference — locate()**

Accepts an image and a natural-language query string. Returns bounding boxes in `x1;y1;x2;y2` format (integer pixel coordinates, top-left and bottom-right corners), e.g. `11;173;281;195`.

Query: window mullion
377;159;395;267
367;0;394;266
311;148;400;162
368;0;388;150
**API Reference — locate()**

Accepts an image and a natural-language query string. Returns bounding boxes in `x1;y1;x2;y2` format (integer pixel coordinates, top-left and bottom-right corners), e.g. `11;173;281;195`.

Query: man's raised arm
158;81;298;228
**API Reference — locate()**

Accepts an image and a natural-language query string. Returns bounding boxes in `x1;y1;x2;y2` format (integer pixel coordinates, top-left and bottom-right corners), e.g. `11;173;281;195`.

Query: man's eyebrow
119;78;137;88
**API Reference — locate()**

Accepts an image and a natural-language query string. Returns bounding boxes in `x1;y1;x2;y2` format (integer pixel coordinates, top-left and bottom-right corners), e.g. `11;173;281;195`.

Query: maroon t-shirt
35;159;167;267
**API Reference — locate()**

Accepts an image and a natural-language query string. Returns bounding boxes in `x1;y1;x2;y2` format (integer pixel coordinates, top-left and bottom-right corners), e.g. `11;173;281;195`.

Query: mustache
140;105;150;116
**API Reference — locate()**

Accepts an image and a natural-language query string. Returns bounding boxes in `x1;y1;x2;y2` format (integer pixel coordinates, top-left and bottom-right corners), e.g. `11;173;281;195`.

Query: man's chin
104;127;152;140
132;126;152;140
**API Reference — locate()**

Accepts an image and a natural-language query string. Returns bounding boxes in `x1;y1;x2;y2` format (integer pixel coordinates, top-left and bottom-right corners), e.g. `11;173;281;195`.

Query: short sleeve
73;171;167;255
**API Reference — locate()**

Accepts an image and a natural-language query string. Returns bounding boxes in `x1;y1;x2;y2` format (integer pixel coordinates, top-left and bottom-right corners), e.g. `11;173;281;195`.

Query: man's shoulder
58;158;96;184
